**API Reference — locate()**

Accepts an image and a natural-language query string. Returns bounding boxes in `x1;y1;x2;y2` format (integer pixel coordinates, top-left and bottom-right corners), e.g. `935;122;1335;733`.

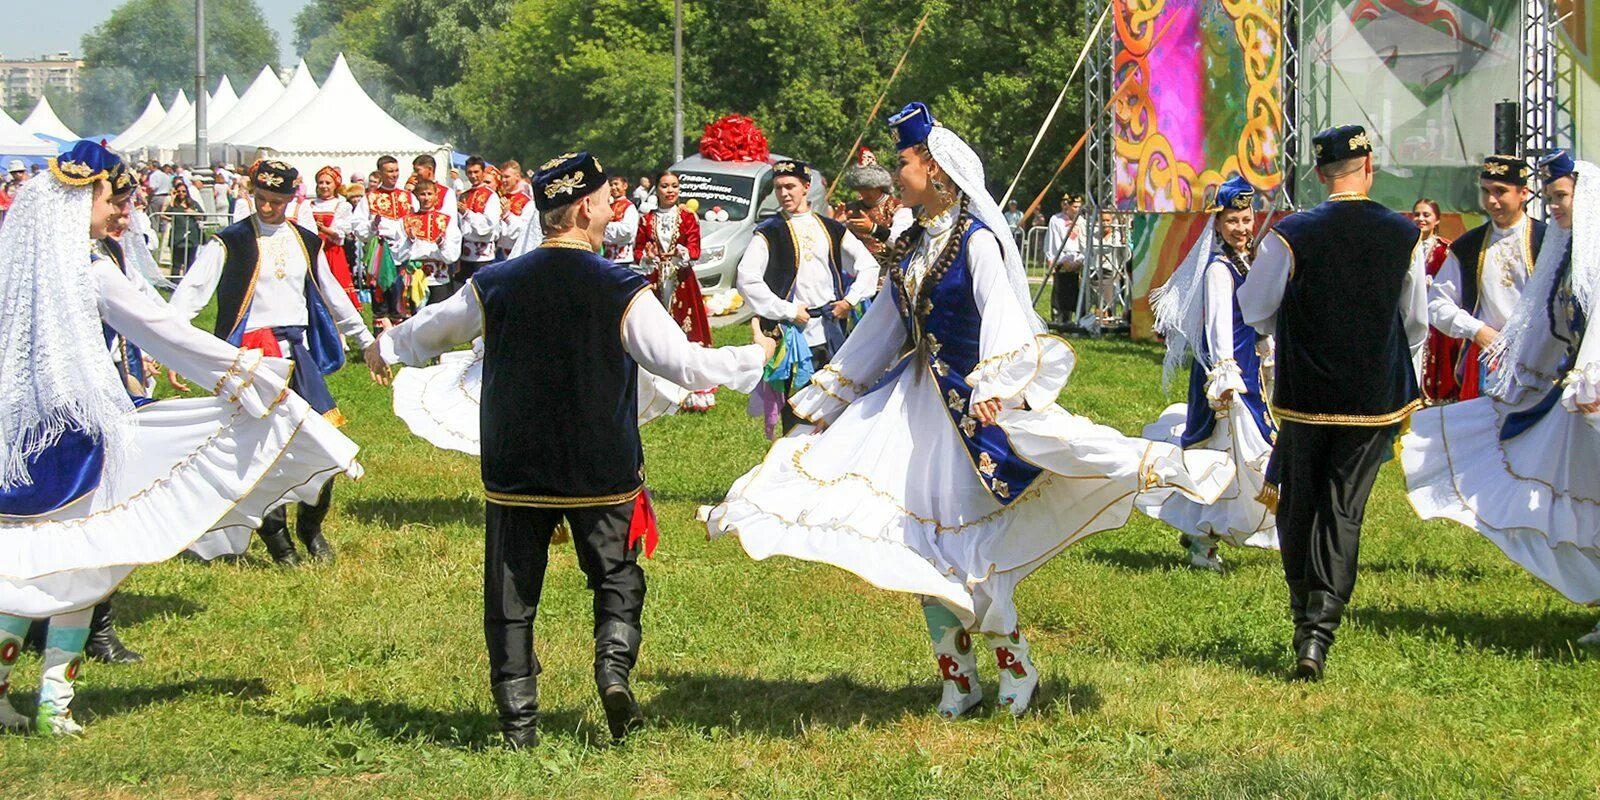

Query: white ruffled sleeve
95;260;290;419
1202;259;1246;403
789;280;906;424
965;229;1072;410
1561;313;1600;412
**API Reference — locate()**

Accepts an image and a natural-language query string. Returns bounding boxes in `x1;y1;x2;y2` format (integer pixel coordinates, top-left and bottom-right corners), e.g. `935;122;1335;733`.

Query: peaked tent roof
20;95;77;141
146;75;240;150
124;89;192;152
0;108;57;157
109;94;167;151
208;65;284;145
247;54;441;154
119;89;190;152
225;60;319;147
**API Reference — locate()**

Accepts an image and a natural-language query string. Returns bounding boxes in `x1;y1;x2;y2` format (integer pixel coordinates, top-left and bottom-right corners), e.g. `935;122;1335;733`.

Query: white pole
673;0;685;162
195;0;207;167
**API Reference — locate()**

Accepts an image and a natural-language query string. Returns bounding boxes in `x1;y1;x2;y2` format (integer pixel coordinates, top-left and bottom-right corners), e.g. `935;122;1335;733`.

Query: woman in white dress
0;142;363;735
707;103;1231;718
1401;150;1600;645
1139;176;1279;572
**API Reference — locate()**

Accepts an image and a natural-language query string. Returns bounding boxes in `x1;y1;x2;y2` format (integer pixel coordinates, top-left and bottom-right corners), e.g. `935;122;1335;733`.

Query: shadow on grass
1076;545;1182;573
1141;635;1289;679
638;670;1095;735
343;495;483;529
79;677;269;723
1360;558;1491;582
1353;604;1597;659
643;486;732;506
277;698;589;750
116;590;207;626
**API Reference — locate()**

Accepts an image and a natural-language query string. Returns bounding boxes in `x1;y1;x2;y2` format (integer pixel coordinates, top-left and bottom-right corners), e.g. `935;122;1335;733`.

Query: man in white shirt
734;159;878;431
169;160;384;567
370;151;773;749
603;175;640;267
1426;154;1544;399
1045;194;1086;326
455;155;501;295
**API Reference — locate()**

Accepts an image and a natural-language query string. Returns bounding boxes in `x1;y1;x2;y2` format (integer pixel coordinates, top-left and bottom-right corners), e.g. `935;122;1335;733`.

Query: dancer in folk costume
1139;175;1279;572
407;153;457;217
1402;151;1600;646
1238;126;1429;681
708;103;1231;718
375;152;773;747
170;160;384;566
0;142;362;734
297;166;361;310
604;175;641;268
1429;156;1545;400
455;156;500;294
836;147;914;275
497;162;541;261
355;155;419;328
635;170;715;410
1413;198;1459;402
397;178;463;308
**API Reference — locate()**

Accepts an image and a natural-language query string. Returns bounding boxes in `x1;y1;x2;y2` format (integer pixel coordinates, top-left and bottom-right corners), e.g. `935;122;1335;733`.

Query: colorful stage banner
1112;0;1285;212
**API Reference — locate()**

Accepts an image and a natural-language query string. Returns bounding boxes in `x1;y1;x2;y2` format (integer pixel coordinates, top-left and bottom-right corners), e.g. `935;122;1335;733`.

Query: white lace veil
926;126;1045;334
0;174;134;489
1149;221;1218;393
121;211;175;291
1488;160;1598;397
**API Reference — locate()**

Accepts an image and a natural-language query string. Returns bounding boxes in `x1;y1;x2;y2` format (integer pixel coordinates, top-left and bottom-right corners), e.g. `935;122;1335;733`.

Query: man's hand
364;342;392;386
846;213;874;235
1578;400;1600;414
793;306;811;326
167;368;191;393
1473;324;1500;350
753;325;779;362
972;397;1003;426
1210;388;1236;411
831;299;853;320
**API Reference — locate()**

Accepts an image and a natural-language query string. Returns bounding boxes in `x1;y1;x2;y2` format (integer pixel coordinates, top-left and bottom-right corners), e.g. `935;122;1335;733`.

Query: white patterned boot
1180;533;1224;573
989;630;1039;717
35;619;90;736
0;617;29;730
923;603;982;720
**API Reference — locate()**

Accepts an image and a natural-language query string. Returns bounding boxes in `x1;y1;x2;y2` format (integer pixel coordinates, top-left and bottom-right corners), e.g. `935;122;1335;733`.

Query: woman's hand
972;397;1003;426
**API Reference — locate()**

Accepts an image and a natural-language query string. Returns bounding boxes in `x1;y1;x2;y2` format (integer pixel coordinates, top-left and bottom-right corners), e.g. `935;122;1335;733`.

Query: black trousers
1051;268;1081;326
483;500;644;685
1276;421;1399;601
453;260;491;295
779;344;834;433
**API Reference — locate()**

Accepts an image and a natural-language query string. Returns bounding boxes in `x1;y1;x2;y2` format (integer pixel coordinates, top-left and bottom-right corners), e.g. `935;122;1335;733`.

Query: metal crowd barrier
149;210;235;278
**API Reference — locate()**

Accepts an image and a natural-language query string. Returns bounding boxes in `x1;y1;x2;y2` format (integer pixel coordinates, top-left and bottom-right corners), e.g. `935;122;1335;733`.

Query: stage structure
1082;0;1584;340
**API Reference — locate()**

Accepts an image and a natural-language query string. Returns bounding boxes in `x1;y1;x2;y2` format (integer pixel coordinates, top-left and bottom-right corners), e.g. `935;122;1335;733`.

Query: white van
668;154;830;293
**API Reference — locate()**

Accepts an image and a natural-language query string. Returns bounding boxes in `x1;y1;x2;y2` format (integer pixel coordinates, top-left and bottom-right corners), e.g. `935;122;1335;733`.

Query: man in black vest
169;160;385;566
735;159;879;431
1427;155;1544;400
1238;126;1429;681
373;152;774;748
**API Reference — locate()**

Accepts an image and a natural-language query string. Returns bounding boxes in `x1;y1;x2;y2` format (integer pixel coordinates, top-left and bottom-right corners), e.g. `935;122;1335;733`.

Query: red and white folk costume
458;180;501;272
636;205;714;409
604;195;640;265
297;166;361;309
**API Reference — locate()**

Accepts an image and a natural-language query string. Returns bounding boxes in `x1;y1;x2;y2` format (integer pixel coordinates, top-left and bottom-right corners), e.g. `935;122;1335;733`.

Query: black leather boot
490;676;540;750
295;483;336;563
257;507;302;567
1286;579;1311;651
1293;590;1346;682
86;597;143;664
594;621;644;742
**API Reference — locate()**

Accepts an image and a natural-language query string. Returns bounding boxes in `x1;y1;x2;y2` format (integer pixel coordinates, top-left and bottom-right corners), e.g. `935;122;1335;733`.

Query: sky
0;0;310;66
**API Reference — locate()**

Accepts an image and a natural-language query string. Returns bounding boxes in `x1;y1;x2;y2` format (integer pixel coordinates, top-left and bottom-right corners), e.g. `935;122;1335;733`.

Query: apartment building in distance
0;52;84;110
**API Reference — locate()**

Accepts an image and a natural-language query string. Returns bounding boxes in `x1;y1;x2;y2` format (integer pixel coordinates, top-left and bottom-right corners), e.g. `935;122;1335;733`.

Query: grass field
1;318;1597;799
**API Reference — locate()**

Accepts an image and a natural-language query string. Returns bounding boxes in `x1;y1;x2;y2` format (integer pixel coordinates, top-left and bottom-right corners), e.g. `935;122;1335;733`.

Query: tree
77;0;280;134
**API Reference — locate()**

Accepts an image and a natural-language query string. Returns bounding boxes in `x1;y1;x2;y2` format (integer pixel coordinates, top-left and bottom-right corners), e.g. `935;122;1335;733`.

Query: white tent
244;54;449;182
121;89;189;155
109;94;167;151
144;76;240;161
207;66;284;151
0;109;56;158
20;96;77;141
223;60;318;154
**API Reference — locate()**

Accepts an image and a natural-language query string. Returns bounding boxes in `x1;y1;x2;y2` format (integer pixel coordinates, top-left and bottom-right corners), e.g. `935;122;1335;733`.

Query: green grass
1;319;1597;798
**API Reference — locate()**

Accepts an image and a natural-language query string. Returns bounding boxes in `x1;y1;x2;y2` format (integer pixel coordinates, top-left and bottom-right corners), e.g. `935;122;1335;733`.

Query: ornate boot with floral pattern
35;622;90;736
923;603;981;720
988;630;1039;717
0;617;30;730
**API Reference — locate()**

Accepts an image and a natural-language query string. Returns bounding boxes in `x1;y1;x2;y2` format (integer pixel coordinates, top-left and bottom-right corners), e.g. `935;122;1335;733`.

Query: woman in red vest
1414;198;1458;402
635;171;712;409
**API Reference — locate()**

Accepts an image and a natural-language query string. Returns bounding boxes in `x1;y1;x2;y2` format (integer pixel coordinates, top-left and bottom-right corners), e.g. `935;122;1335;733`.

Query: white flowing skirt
1;394;362;617
1136;402;1278;549
1402;396;1600;605
391;345;689;457
708;365;1234;634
